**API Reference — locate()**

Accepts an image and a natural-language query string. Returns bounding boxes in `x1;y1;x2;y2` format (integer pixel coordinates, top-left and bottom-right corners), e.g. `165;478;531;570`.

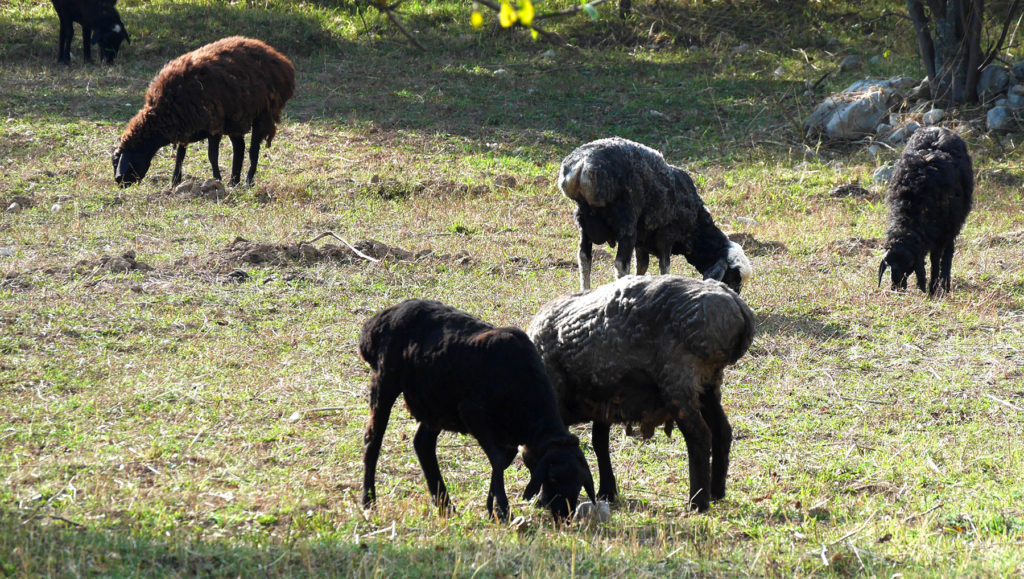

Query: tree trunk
907;0;985;104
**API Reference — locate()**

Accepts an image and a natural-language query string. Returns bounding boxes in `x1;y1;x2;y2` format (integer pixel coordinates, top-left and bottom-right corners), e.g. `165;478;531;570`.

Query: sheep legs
578;232;593;290
229;135;246;186
613;237;635;280
171;144;187;186
591;421;618;502
700;389;732;501
56;16;73;63
361;383;398;509
676;409;713;512
413;424;455;515
928;242;955;296
459;401;515;521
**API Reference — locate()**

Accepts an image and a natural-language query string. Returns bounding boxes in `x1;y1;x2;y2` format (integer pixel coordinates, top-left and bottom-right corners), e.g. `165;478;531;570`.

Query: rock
839;55;863;73
887;126;909;144
977;65;1010;103
873;165;893;184
1012;61;1024;82
5;202;21;213
869;55;883;65
908;77;931;100
0;248;13;257
1010;84;1024;97
575;501;611;524
987;105;1016;132
905;121;921;135
773;66;786;78
732;43;751;54
50;203;62;213
875;123;892;137
803;78;919;141
922;109;944;125
1008;92;1024;109
735;216;758;226
866;144;881;158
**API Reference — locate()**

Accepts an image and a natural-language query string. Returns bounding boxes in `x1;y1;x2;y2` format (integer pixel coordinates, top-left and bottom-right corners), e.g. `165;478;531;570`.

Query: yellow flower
517;0;534;26
471;10;483;27
499;0;517;27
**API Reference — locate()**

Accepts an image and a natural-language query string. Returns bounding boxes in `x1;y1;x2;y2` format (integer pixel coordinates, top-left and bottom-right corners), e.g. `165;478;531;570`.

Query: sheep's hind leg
928;247;943;296
81;26;93;62
614;235;636;280
207;135;223;181
228;135;245;186
675;407;713;512
937;241;955;295
700;388;732;501
413;423;455;516
635;250;650;276
171;144;188;186
361;380;399;509
592;421;618;502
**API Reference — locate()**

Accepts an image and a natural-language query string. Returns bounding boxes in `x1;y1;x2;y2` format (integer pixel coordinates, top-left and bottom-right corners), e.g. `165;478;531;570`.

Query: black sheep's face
113;147;151;187
720;267;744;294
523;445;596;523
92;22;130;64
879;247;914;291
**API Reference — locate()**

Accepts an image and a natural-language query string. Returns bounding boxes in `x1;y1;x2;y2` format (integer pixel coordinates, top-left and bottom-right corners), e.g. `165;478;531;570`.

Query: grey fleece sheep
359;299;596;523
527;275;754;512
558;137;752;293
878;126;973;296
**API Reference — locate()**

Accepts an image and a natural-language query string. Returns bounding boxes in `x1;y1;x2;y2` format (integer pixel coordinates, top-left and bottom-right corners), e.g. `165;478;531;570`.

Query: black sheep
51;0;130;64
878;127;973;295
113;37;295;188
359;299;597;522
528;276;755;512
559;137;752;293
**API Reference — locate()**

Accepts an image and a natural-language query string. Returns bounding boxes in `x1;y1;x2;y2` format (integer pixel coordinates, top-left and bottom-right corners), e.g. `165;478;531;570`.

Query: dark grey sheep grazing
878;126;973;295
527;275;754;512
558;137;752;293
359;299;596;523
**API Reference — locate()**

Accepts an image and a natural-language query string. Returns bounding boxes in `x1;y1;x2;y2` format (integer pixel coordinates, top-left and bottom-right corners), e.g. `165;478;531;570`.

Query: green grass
2;0;1024;576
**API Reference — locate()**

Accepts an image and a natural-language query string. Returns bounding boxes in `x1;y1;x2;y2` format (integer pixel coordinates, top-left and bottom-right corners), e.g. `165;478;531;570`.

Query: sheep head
112;143;156;188
703;241;752;294
878;246;926;292
92;21;130;64
522;436;597;522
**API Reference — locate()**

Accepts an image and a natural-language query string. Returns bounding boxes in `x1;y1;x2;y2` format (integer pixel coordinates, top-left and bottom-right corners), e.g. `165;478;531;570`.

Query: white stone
922;109;944;125
873;165;893;184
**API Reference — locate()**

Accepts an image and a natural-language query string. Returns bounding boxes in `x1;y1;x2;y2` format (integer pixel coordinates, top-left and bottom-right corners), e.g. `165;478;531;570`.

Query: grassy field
2;0;1023;575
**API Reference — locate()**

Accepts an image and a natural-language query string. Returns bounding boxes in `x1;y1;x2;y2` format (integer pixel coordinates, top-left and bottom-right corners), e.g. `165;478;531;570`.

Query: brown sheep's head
113;145;153;188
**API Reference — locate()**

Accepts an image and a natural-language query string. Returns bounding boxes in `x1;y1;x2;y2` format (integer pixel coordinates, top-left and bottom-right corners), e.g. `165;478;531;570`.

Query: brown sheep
113;36;295;188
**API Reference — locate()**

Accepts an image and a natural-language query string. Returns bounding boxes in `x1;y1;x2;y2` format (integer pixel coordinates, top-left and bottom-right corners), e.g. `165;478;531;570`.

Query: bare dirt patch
827;183;880;201
150;179;229;202
827;236;884;256
204;236;475;270
730;232;788;256
975;230;1024;247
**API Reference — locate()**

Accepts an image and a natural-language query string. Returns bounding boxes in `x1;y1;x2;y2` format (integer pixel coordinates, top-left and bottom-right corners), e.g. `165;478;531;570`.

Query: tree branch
980;0;1022;70
370;1;427;51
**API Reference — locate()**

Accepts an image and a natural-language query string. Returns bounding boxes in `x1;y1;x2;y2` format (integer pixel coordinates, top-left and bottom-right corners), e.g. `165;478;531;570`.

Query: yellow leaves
518;0;534;26
499;1;516;27
471;10;483;27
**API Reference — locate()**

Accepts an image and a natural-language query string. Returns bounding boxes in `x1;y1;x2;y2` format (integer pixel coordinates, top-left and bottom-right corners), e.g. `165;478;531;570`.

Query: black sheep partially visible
51;0;130;64
528;276;754;512
359;299;597;523
559;137;752;293
879;127;974;296
113;37;294;188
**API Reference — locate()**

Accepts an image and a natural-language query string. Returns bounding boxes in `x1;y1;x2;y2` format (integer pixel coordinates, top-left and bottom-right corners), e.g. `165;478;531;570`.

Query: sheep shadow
754;313;847;342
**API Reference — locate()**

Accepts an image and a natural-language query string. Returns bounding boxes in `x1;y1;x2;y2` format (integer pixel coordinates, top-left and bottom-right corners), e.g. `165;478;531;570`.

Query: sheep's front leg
934;241;955;295
614;235;636;280
413;423;454;515
361;379;398;509
676;407;713;512
171;144;188;186
228;135;245;186
207;135;223;182
635;250;650;276
699;389;732;501
459;402;513;522
578;229;593;291
81;26;93;62
592;421;618;502
656;247;672;276
57;17;73;63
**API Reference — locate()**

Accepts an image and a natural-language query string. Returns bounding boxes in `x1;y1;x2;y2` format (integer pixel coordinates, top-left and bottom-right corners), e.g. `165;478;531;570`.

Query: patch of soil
976;230;1024;247
208;237;475;269
828;183;879;200
730;232;788;256
4;195;35;212
74;251;153;274
360;177;492;200
828;237;884;256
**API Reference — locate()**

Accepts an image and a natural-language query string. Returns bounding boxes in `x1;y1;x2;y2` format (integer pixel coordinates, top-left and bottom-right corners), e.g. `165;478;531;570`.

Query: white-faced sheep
878;126;973;296
113;36;295;188
558;137;752;292
527;275;755;512
51;0;130;64
359;299;597;523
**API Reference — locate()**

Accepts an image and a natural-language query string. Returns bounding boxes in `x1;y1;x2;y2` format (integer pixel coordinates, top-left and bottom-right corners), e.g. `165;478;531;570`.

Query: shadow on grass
755;313;847;341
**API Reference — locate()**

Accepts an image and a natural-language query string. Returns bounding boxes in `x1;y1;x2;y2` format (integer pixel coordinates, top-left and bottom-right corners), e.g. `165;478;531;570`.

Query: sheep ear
877;260;888;288
522;457;549;501
704;259;727;282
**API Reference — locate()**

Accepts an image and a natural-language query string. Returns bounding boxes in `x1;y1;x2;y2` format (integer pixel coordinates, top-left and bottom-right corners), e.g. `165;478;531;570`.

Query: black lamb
359;299;597;522
527;275;755;512
558;137;752;293
51;0;130;64
878;126;973;295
